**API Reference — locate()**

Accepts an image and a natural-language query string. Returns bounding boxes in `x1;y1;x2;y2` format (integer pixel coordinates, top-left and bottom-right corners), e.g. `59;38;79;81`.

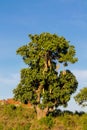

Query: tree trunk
36;85;43;103
43;51;52;74
36;106;48;120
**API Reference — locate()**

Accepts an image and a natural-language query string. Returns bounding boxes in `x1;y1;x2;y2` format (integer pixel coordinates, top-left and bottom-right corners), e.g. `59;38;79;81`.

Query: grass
0;104;87;130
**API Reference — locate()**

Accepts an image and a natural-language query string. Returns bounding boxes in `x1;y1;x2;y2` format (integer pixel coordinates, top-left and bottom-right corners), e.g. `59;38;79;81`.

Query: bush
39;115;54;128
0;123;4;129
81;114;87;130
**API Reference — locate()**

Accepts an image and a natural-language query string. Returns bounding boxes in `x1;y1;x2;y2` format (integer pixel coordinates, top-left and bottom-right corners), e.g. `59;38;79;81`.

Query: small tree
74;87;87;107
13;32;78;119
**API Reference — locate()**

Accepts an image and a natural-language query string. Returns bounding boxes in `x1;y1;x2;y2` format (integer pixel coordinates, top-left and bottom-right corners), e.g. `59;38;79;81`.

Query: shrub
81;114;87;130
39;115;54;128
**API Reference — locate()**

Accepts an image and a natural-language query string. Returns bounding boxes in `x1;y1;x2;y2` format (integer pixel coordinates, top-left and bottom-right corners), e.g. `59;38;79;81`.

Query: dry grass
0;104;87;130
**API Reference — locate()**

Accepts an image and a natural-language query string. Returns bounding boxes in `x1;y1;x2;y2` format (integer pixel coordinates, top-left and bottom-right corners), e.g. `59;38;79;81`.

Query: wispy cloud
0;73;20;99
0;73;20;85
72;69;87;88
59;69;87;112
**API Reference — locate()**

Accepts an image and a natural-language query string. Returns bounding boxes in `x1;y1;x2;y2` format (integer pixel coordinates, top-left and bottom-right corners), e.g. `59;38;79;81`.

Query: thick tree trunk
36;106;48;120
36;85;43;103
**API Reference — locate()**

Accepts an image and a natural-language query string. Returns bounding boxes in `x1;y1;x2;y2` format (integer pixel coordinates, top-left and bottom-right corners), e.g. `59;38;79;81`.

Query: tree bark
36;85;43;103
43;51;52;74
36;106;48;120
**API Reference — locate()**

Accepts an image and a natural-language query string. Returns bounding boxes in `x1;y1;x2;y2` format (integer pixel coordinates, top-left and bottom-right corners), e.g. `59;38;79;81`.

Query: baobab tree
13;32;78;119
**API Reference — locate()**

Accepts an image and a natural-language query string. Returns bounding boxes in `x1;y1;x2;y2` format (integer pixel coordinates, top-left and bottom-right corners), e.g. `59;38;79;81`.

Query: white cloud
0;69;87;112
59;69;87;112
0;69;87;89
72;69;87;88
0;73;20;99
60;97;87;112
0;73;20;85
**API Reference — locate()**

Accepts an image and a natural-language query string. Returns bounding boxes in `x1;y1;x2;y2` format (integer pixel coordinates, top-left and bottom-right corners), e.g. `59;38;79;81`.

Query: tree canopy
74;87;87;107
13;32;78;118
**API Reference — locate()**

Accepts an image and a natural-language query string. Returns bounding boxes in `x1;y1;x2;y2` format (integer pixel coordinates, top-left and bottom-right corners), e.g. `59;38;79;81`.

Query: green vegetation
74;87;87;107
1;32;87;129
0;104;35;130
0;104;87;130
13;32;78;119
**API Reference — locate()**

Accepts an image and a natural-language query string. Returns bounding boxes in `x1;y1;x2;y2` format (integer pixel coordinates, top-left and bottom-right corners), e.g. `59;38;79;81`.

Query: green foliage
81;114;87;130
16;33;78;66
74;87;87;107
39;115;54;128
0;123;4;130
57;70;78;107
13;32;78;114
4;104;17;118
0;104;87;130
0;104;35;130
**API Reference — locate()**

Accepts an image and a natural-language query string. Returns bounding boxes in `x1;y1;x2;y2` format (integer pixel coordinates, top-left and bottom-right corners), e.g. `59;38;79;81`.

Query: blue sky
0;0;87;111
